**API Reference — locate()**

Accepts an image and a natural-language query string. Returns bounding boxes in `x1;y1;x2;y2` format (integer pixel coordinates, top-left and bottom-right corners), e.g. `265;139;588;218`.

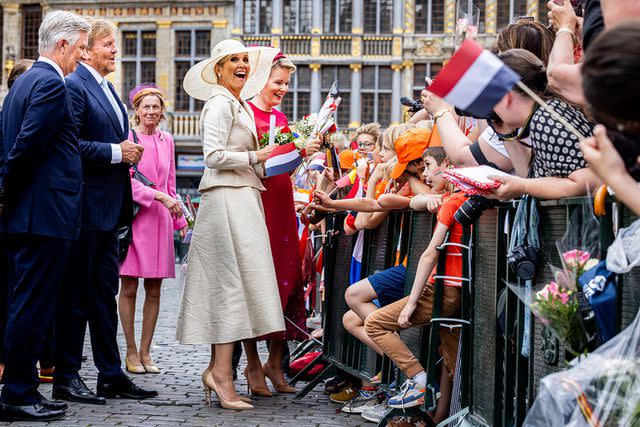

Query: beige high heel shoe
140;353;160;374
201;369;253;408
263;364;297;394
243;367;272;397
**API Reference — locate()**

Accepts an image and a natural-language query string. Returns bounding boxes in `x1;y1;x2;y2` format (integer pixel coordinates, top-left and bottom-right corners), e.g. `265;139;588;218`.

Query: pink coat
120;129;187;279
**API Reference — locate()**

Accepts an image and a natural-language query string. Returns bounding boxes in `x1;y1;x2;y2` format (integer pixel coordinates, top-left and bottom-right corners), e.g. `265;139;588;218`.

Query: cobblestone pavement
5;269;367;427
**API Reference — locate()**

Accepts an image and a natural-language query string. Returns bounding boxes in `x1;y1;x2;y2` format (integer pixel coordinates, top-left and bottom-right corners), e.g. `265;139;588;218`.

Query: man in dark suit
0;11;90;422
52;19;155;404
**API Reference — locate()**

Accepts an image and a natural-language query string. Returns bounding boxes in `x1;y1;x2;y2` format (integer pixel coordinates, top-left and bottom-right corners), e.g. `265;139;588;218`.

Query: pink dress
120;129;187;279
248;103;307;341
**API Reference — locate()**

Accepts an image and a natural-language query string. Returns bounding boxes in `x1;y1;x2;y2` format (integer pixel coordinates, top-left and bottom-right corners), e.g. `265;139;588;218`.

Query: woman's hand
304;137;321;158
547;0;578;33
155;192;183;218
313;190;335;209
422;78;451;115
179;225;189;239
487;174;527;200
356;158;369;179
580;125;628;183
319;168;336;193
398;300;417;328
255;145;277;163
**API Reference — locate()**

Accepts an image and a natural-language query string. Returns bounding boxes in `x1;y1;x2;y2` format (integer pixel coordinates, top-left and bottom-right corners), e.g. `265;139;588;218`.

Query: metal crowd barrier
316;196;640;426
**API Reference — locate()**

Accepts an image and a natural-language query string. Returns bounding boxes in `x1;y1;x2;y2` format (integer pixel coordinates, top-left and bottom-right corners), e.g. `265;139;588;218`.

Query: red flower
281;125;292;134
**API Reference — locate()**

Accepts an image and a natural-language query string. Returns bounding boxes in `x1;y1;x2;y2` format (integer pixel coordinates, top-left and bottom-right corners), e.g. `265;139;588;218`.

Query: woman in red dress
243;53;320;395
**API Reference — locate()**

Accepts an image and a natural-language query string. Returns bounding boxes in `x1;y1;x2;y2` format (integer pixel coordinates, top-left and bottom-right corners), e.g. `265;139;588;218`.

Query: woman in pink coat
119;84;187;374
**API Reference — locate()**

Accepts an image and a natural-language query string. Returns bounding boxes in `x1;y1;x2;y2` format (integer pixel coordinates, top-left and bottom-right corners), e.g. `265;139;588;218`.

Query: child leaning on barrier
364;145;468;416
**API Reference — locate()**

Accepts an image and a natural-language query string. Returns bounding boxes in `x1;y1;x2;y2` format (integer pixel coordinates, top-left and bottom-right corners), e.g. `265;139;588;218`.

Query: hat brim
183;46;278;101
390;162;408;180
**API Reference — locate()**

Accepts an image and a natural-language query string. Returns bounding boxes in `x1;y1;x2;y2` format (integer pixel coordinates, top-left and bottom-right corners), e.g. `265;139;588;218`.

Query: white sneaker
341;390;380;414
361;400;390;423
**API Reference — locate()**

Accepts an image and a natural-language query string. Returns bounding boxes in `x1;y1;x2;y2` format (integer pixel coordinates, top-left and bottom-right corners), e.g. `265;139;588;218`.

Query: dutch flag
428;39;521;118
264;143;303;177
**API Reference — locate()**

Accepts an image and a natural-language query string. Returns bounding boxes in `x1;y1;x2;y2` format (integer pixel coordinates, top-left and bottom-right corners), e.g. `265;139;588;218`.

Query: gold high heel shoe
263;364;297;394
202;369;252;406
125;356;145;374
243;367;272;397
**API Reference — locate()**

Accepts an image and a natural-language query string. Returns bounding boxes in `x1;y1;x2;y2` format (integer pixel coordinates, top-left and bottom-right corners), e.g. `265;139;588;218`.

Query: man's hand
121;140;144;164
486;174;527;200
398;300;417;328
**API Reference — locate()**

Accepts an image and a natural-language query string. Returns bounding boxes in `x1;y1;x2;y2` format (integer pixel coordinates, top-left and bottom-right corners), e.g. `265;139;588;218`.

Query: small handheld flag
428;39;520;118
265;143;302;177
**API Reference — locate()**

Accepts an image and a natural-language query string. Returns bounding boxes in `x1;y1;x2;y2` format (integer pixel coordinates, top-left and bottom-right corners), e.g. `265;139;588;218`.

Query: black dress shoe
0;402;66;422
97;376;158;399
37;392;68;411
52;377;106;405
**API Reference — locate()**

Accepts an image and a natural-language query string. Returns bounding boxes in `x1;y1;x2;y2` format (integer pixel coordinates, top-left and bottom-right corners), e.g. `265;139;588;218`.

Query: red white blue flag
428;39;520;117
265;143;302;177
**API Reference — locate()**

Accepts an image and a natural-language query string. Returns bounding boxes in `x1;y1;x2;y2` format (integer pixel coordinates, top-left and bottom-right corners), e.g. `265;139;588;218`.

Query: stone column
352;0;363;34
349;63;362;129
2;4;21;94
445;0;456;34
485;0;497;34
156;20;173;111
527;0;539;22
391;63;403;125
393;0;404;34
402;60;414;100
404;0;416;34
272;0;283;34
309;63;322;113
232;0;243;34
312;0;322;33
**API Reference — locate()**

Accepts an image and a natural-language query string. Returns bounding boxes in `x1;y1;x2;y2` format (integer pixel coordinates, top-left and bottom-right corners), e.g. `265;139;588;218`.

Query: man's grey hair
38;10;91;55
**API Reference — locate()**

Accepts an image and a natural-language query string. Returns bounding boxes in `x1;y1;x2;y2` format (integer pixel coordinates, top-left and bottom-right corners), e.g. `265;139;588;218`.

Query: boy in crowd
364;145;467;418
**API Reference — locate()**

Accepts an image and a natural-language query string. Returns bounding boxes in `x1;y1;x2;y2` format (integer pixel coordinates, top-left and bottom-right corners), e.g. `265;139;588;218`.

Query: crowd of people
0;0;638;424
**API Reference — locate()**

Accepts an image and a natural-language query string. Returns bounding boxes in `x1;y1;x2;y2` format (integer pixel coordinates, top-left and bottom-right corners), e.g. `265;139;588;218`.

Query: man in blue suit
0;11;90;422
53;19;155;404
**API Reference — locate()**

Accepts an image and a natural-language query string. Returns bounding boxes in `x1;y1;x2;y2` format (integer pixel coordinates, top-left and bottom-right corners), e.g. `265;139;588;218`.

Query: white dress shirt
80;62;125;164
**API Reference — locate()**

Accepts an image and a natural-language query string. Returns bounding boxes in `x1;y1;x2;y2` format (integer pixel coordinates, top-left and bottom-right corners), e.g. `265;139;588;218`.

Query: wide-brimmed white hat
183;39;278;102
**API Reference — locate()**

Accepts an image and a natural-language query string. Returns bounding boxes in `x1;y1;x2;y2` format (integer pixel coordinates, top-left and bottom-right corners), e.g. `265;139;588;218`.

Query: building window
21;5;42;60
174;29;211;112
121;31;156;106
413;62;442;100
244;0;272;34
414;0;445;34
321;66;351;128
323;0;353;33
280;66;311;122
496;0;528;30
364;0;393;34
284;0;312;33
476;0;486;33
361;65;392;125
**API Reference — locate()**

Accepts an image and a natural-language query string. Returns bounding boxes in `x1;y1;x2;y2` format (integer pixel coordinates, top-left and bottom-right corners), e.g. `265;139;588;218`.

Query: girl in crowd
241;52;320;397
176;40;283;411
119;85;187;374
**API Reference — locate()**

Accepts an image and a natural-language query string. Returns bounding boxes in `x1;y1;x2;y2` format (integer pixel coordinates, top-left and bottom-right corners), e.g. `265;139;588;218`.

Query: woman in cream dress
176;40;284;411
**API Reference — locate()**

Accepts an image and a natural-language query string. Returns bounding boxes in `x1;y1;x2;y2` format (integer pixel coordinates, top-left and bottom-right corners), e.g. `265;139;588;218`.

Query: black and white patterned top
529;98;594;178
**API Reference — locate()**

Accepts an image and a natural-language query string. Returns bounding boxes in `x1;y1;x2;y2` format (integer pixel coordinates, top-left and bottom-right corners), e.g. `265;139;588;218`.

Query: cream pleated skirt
176;186;285;344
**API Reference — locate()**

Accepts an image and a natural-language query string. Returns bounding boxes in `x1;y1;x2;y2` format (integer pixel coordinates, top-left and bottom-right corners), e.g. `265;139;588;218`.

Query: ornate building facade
0;0;548;191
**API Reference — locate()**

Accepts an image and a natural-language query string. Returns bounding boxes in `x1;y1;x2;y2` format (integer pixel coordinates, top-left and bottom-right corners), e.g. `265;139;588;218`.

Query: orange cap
390;127;442;180
338;150;362;170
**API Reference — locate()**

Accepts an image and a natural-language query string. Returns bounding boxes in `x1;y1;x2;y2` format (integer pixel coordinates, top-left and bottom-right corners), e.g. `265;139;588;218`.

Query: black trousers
1;234;71;405
54;229;125;383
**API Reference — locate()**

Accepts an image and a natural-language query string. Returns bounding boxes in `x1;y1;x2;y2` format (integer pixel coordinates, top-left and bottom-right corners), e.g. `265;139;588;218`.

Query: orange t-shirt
428;192;468;287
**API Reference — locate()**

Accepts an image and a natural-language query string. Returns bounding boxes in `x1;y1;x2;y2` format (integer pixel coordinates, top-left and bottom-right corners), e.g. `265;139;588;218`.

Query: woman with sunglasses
484;48;600;200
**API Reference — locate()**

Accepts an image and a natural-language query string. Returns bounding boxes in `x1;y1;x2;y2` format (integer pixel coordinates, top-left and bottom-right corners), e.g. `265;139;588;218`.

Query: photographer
580;22;640;215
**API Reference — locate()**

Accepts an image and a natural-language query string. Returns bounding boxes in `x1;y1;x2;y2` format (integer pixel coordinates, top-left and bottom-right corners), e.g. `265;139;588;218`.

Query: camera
454;195;499;226
507;244;538;280
401;96;424;113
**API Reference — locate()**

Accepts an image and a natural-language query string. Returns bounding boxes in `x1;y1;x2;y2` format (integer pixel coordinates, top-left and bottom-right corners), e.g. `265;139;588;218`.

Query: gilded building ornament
404;0;415;33
485;0;497;34
392;36;402;57
309;63;322;72
352;37;362;57
414;38;442;57
213;20;228;29
349;63;362;72
311;37;321;57
445;0;455;34
157;20;172;29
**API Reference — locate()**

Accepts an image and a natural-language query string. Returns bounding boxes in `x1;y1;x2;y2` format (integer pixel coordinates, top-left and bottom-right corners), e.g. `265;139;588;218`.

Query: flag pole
515;81;586;141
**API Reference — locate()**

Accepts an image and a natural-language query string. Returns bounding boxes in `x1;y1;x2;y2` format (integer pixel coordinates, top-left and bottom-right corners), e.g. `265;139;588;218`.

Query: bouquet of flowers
455;0;479;47
294;82;341;150
258;125;300;148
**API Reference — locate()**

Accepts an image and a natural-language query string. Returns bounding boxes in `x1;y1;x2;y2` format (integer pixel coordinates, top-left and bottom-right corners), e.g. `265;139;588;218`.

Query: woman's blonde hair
272;57;296;73
353;122;382;143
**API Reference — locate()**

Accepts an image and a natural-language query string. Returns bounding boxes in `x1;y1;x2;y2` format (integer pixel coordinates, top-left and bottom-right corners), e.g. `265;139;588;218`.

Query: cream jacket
198;85;265;192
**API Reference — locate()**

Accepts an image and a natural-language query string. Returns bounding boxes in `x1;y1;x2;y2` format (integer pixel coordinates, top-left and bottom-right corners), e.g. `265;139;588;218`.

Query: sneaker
387;379;425;409
324;375;348;394
341;388;380;414
330;384;359;403
361;399;390;423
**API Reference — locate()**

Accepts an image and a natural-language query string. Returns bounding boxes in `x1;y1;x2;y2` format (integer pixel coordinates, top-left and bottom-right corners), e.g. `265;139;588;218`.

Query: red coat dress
248;102;307;341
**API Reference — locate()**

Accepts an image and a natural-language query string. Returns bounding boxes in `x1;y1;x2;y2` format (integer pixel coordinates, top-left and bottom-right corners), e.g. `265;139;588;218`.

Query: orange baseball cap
390;126;442;180
338;150;362;170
